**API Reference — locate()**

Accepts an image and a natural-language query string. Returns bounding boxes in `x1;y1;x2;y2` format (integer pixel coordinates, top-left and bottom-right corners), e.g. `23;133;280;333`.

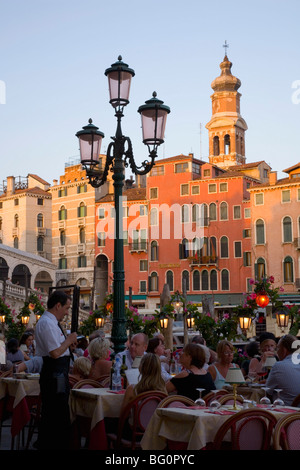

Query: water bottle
112;356;122;391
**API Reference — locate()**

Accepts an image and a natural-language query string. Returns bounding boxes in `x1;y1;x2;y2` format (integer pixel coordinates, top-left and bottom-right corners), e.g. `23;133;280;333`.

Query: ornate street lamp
238;315;252;332
159;312;169;330
76;56;170;355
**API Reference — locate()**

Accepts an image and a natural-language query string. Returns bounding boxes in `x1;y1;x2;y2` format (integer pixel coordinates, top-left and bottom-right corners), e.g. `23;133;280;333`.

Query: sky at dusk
0;0;299;185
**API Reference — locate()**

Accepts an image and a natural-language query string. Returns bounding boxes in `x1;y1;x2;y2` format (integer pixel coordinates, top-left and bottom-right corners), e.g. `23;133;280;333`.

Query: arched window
182;270;190;291
181;205;189;223
150;241;158;261
166;270;174;292
14;237;19;249
210;270;218;290
221;269;229;290
0;217;2;230
209;203;217;221
283;216;292;243
220;202;228;220
37;213;43;228
192;204;200;224
220;236;229;258
59;205;67;220
14;214;19;228
256;219;265;244
283;256;293;283
79;228;85;243
193;270;200;291
78;202;87;218
149;272;158;291
201;270;209;290
200;204;209;226
255;257;266;278
150;207;158;226
213;136;220;156
60;231;66;246
37;236;44;252
210;236;217;258
180;238;189;259
224;134;231;155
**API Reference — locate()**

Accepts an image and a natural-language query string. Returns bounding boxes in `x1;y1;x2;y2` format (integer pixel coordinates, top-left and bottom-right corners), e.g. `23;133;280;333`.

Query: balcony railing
129;241;148;253
188;255;218;266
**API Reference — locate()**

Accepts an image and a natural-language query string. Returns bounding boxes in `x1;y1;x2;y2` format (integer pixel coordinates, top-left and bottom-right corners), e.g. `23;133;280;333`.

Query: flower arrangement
126;306;158;338
192;309;240;351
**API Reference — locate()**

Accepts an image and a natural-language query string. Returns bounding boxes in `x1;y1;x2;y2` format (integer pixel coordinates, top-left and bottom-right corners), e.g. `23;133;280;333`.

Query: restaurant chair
24;394;42;450
158;395;195;408
204;389;228;406
72;379;103;389
273;413;300;450
69;376;79;388
157;395;195;450
211;408;277;450
107;390;167;450
97;375;110;388
291;394;300;408
218;394;244;406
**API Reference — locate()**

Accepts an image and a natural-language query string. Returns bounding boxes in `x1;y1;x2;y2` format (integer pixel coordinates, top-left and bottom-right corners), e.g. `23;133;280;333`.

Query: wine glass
257;366;268;383
273;389;284;408
209;390;221;411
194;388;206;407
260;387;271;407
247;371;257;385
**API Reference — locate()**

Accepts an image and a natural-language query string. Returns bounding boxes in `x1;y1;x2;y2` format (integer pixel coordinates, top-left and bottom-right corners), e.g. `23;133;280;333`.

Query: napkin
205;409;236;415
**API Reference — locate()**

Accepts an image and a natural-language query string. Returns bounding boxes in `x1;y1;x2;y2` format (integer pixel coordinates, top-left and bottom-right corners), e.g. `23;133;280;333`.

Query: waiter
35;290;77;450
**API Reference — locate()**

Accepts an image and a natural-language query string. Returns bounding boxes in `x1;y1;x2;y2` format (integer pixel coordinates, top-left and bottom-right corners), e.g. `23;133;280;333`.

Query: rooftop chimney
6;176;15;195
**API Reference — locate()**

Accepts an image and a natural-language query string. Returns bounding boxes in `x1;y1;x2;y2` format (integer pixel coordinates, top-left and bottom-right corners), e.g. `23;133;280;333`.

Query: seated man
115;333;148;369
15;356;43;374
266;334;300;405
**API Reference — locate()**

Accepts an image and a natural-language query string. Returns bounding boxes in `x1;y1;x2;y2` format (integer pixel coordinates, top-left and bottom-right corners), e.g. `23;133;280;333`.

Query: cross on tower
223;40;229;56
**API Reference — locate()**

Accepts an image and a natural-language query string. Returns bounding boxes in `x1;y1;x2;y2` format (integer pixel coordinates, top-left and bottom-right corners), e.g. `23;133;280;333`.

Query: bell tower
206;51;247;169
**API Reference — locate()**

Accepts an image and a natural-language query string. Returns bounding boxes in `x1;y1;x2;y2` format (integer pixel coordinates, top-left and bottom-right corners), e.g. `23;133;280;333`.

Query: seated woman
166;343;215;401
121;353;167;413
146;337;171;381
6;338;26;364
69;356;91;382
19;331;35;360
248;332;278;379
207;340;239;389
88;337;112;381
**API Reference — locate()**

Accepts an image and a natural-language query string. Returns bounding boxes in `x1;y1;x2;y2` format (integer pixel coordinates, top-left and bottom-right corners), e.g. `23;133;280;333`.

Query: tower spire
223;40;229;58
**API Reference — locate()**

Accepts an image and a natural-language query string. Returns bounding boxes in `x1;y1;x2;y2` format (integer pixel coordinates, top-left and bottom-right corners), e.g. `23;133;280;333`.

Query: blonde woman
88;337;112;380
121;353;167;413
69;356;92;381
207;340;239;389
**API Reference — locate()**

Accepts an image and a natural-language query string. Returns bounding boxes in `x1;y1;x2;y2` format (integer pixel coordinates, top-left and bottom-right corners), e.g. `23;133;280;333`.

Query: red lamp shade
255;293;269;308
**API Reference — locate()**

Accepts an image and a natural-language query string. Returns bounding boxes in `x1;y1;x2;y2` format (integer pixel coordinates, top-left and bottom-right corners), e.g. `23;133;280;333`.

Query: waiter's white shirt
35;311;69;358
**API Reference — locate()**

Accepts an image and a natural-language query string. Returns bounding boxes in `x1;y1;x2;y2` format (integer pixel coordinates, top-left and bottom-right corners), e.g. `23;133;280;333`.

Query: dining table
69;387;125;450
0;375;40;448
140;404;300;450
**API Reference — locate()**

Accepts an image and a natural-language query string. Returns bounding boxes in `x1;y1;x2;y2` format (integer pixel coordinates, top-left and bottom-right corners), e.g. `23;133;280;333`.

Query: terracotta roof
28;174;50;185
0;186;51;199
97;187;146;203
228;161;269;170
282;163;300;173
155;154;205;165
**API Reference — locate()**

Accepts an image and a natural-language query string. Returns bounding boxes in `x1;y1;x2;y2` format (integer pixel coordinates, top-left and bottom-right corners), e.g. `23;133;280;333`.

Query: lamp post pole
76;57;170;356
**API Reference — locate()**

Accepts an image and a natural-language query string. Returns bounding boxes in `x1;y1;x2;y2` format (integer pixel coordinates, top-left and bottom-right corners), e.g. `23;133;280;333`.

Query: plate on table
26;373;40;380
13;373;27;379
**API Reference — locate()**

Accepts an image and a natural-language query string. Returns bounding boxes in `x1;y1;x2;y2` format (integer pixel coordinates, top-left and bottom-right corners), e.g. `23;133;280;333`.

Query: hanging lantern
159;313;169;330
21;315;30;325
0;314;6;324
276;309;290;329
239;316;252;331
186;313;195;329
94;315;105;328
255;292;269;308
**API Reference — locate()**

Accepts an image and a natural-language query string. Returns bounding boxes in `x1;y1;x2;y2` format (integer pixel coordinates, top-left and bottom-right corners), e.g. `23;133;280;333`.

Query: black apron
37;355;71;450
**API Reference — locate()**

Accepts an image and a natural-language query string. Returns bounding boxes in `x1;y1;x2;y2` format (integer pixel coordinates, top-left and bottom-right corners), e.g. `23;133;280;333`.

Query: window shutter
148;276;152;292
